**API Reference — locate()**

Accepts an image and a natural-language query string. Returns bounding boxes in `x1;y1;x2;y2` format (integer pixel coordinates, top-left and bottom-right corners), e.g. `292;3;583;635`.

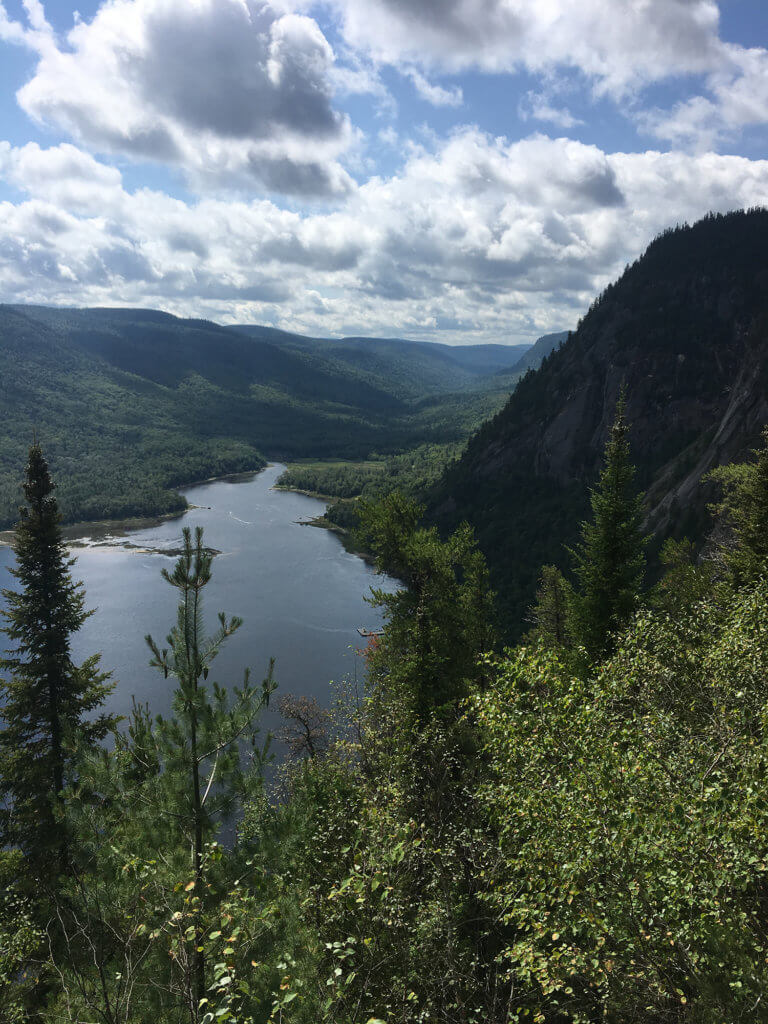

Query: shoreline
0;464;271;548
295;512;375;567
274;484;340;501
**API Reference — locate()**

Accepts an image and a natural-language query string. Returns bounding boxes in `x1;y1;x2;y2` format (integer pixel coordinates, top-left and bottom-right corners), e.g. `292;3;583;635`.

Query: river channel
0;464;396;749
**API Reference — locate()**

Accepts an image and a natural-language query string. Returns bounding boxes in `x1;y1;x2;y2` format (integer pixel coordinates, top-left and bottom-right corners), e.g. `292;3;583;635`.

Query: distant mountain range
0;304;540;526
231;325;533;395
432;208;768;635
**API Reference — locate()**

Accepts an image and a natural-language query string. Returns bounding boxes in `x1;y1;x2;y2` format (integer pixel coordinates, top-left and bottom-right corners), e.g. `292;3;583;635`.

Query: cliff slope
433;209;768;633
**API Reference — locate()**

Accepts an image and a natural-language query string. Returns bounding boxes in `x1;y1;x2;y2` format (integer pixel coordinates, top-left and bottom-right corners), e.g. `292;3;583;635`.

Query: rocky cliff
433;209;768;633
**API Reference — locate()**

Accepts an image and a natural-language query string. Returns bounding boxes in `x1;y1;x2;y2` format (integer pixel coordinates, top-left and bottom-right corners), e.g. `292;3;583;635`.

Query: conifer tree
570;393;646;658
358;493;495;717
143;526;275;1016
708;426;768;585
0;444;114;875
527;565;573;647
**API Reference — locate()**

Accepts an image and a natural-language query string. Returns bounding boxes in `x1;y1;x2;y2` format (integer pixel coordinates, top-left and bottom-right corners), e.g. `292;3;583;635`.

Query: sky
0;1;767;345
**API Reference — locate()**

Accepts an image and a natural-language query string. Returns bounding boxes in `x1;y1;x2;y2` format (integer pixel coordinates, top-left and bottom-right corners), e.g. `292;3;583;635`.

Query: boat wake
228;512;253;526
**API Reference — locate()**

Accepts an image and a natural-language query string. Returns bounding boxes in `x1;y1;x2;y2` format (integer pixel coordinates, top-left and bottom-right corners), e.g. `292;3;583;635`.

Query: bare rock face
432;210;768;635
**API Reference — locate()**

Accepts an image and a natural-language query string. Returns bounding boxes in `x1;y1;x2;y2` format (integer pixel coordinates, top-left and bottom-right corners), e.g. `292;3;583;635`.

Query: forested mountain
432;209;768;633
507;329;568;375
229;325;530;398
0;305;526;527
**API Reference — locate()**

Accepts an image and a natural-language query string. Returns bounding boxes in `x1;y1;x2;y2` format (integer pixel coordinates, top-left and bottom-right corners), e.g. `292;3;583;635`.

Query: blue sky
0;0;767;344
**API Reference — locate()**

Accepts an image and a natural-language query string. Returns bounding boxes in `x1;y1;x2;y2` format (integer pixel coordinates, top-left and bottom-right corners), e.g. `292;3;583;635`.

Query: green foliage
569;394;646;658
433;208;768;638
0;306;518;528
244;677;506;1024
6;410;768;1024
279;444;466;542
708;426;768;585
0;851;42;1022
650;537;715;617
40;527;276;1023
0;444;114;875
142;526;275;1009
277;460;388;499
357;493;496;717
279;443;462;502
475;580;768;1022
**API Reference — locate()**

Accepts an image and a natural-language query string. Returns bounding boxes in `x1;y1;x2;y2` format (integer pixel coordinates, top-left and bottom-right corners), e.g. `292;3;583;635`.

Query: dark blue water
0;465;395;744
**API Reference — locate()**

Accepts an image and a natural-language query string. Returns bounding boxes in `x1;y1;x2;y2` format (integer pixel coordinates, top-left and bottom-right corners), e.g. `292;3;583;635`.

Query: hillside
432;209;768;634
0;305;523;527
229;326;530;398
507;330;568;375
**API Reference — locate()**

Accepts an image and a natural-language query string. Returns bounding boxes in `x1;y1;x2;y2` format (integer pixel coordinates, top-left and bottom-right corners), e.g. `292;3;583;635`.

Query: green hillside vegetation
505;329;568;375
230;326;531;398
4;409;768;1022
273;331;571;541
0;305;525;528
431;209;768;637
277;443;463;530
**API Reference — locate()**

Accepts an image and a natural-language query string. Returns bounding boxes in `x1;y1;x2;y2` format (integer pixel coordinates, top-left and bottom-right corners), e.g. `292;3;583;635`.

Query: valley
0;304;536;527
4;208;768;1024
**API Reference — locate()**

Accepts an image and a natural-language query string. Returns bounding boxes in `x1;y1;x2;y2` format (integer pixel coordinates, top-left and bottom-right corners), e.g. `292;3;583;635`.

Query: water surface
0;465;395;744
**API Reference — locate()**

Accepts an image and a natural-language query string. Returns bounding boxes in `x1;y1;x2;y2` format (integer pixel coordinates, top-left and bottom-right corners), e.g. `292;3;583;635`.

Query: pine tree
570;394;646;658
0;444;114;875
143;525;275;1016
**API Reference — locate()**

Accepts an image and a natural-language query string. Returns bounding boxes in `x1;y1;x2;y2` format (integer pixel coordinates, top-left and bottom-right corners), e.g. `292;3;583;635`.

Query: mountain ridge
0;303;527;526
432;208;768;633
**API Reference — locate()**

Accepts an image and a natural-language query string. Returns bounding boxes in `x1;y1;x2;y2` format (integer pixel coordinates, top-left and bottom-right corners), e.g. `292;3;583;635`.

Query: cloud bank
2;133;767;342
1;0;768;341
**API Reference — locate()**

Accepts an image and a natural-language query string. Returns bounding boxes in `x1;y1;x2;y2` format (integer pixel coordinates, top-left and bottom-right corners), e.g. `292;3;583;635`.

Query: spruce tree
358;492;496;717
570;393;646;658
527;565;573;647
708;427;768;585
0;444;114;875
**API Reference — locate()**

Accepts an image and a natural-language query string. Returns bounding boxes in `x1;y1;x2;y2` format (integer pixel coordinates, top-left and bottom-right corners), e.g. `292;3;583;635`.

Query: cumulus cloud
330;0;723;96
2;0;356;196
0;141;122;212
2;133;768;342
642;44;768;148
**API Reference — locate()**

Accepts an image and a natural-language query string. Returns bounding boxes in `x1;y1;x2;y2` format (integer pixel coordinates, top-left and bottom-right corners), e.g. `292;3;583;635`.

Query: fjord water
0;465;395;742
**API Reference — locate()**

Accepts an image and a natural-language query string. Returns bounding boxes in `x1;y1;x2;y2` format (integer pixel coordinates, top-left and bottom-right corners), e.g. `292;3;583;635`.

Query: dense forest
3;385;768;1022
0;305;532;528
276;443;464;533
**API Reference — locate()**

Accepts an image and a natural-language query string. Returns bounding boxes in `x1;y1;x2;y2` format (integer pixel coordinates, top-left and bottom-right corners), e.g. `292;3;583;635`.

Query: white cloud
1;134;767;342
1;0;356;196
405;68;463;108
519;92;583;130
642;44;768;148
329;0;723;96
0;141;123;212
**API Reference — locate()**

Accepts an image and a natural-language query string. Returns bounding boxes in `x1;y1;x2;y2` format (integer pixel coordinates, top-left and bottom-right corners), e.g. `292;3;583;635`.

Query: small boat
357;627;383;637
